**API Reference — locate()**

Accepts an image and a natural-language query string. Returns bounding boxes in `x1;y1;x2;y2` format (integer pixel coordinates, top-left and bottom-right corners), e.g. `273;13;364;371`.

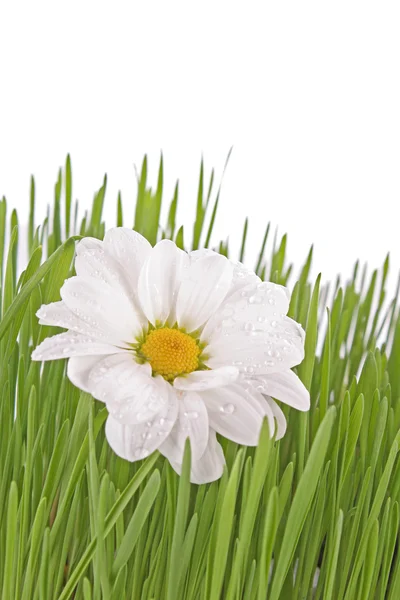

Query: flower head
32;228;309;483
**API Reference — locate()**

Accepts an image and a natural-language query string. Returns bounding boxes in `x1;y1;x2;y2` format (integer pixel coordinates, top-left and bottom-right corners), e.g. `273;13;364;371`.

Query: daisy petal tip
300;390;311;412
293;375;311;412
35;304;48;319
31;347;42;361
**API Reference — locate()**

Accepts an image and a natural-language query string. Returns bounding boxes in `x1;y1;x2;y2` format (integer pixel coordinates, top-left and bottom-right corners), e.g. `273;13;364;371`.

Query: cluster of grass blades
0;155;400;599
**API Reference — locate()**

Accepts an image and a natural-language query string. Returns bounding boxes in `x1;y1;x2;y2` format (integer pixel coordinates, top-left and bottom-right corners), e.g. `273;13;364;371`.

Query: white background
0;1;399;286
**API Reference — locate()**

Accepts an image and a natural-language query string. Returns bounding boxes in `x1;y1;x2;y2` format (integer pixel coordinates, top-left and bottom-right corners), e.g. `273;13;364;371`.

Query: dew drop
268;298;275;305
244;322;255;332
184;411;199;419
220;403;236;414
271;321;277;327
245;366;255;374
221;319;233;327
159;418;165;426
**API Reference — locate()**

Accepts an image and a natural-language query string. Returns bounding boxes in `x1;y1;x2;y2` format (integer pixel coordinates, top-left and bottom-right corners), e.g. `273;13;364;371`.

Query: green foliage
0;155;400;599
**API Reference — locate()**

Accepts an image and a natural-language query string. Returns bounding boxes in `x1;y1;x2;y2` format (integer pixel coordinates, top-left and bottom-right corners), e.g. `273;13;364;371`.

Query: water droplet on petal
184;411;199;419
220;403;236;414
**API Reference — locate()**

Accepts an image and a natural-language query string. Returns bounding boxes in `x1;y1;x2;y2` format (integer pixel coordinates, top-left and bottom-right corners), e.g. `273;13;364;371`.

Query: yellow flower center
140;327;201;382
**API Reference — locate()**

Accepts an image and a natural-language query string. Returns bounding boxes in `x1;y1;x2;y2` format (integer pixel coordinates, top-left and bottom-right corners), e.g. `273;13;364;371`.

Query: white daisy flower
32;228;309;484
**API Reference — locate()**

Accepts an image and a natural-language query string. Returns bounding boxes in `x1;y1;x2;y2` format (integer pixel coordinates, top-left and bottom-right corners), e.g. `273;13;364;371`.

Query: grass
0;154;399;599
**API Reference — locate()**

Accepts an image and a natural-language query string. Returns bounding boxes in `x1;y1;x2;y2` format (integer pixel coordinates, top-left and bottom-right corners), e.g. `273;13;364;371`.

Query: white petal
138;239;189;325
159;392;209;461
189;249;216;261
176;253;233;332
108;380;168;425
174;366;239;391
225;260;261;299
67;355;107;392
201;281;292;345
61;276;142;345
87;352;153;408
255;370;310;411
76;237;103;252
164;429;225;484
266;397;287;439
31;332;121;361
241;383;280;437
105;389;178;461
37;301;114;341
75;238;140;303
200;382;265;445
37;301;87;330
205;315;305;375
103;228;152;296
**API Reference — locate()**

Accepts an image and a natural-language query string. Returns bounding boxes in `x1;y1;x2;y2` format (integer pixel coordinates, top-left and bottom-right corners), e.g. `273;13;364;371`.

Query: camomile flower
32;228;309;484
